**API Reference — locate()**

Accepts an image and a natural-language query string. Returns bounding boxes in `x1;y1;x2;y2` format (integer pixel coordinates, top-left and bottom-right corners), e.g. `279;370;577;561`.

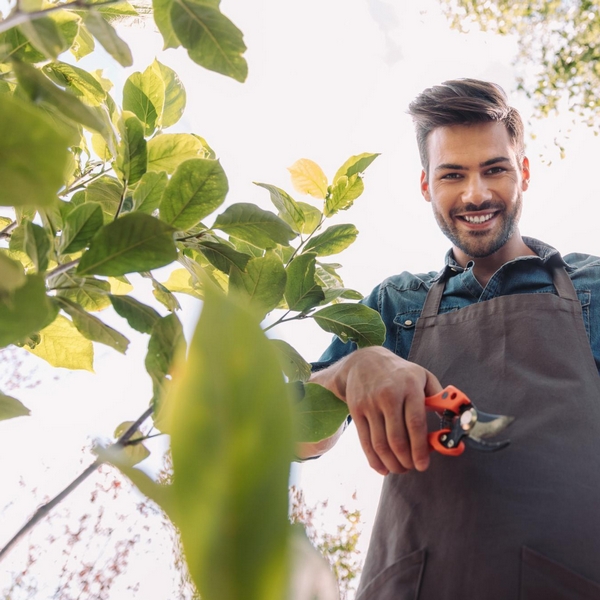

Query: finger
368;413;408;474
383;400;415;471
424;369;443;397
404;389;430;472
354;415;390;475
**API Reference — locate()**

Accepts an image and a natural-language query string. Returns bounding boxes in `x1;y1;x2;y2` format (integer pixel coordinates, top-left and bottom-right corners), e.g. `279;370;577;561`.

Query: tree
439;0;600;131
0;1;383;597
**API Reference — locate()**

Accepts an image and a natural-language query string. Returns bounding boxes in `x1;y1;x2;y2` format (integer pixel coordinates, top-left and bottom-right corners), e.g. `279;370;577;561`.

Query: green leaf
312;303;385;348
0;93;69;208
154;59;186;128
213;203;297;249
56;297;129;354
254;182;305;233
53;274;112;311
77;213;177;277
71;22;95;60
294;382;349;443
303;224;358;257
0;274;58;348
170;0;248;82
153;0;180;50
13;60;109;135
288;158;328;199
133;171;168;214
59;202;104;254
95;1;139;17
270;339;311;382
167;283;291;600
109;294;161;334
333;152;379;182
44;61;106;106
229;251;286;318
161;268;203;299
152;278;182;311
160;159;228;230
123;59;186;133
198;240;251;274
0;253;27;293
26;314;93;371
147;133;211;174
84;10;133;67
324;174;364;216
115;113;147;186
19;17;67;59
296;201;322;235
23;221;51;272
0;393;30;422
145;313;185;403
284;253;325;312
85;176;124;222
113;421;150;465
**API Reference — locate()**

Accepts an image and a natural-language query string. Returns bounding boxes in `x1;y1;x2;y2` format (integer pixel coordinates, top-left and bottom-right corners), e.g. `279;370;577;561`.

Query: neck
453;231;536;287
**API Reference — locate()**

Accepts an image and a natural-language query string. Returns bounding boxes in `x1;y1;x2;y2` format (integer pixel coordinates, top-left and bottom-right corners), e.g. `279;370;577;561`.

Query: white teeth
463;213;494;224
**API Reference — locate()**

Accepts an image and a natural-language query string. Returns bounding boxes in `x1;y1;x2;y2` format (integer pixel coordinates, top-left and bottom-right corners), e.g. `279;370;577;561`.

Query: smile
458;212;497;224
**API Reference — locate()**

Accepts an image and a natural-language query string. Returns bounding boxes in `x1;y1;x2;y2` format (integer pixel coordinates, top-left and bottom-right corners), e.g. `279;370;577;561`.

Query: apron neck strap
420;259;577;318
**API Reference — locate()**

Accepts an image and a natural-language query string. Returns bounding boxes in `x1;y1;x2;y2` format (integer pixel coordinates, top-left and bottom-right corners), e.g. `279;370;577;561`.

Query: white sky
2;0;600;597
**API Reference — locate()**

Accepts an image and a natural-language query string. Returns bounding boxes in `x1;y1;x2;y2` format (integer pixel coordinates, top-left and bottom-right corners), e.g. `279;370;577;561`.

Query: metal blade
469;412;514;441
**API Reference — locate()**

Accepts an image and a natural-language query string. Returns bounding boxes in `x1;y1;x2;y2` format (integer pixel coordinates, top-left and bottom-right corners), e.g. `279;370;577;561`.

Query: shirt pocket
576;289;591;342
520;546;600;600
393;311;420;358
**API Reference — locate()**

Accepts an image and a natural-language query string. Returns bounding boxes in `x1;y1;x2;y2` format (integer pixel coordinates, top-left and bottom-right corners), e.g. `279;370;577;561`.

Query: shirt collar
432;237;569;282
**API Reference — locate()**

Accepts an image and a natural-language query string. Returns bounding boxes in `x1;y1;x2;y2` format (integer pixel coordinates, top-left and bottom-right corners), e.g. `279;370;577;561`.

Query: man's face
420;122;529;261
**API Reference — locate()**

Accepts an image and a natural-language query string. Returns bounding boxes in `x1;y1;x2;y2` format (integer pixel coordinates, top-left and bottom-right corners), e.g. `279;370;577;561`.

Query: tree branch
0;220;17;240
0;0;124;35
0;405;154;562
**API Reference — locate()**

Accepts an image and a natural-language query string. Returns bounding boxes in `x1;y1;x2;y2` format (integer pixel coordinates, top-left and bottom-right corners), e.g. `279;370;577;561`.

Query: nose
461;175;493;206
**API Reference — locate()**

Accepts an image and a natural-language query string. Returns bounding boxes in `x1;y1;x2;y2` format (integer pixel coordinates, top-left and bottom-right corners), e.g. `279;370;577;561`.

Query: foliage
0;0;383;596
439;0;600;131
290;486;363;600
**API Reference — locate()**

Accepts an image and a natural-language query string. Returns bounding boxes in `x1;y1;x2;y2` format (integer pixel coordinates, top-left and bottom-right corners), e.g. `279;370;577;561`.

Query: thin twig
0;220;17;240
0;405;154;562
45;258;80;280
0;0;123;34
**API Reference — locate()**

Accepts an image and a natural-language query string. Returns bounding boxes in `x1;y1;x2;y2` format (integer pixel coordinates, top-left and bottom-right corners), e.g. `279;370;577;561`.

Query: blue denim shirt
314;238;600;375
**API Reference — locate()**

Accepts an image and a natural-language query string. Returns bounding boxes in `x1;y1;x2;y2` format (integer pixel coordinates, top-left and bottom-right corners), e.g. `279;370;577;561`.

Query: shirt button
404;319;413;326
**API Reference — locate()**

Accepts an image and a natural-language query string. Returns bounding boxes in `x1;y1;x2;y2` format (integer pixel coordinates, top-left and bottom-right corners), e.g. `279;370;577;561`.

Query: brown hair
408;78;525;177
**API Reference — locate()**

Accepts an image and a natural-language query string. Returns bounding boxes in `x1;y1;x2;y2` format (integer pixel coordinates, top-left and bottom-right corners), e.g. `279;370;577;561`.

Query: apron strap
420;260;577;318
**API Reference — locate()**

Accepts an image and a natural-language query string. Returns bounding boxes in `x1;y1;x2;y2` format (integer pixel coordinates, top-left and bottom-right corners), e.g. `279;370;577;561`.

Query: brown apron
355;261;600;600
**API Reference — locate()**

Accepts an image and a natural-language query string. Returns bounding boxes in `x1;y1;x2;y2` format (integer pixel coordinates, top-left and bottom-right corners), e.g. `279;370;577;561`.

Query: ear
521;156;530;191
420;170;431;202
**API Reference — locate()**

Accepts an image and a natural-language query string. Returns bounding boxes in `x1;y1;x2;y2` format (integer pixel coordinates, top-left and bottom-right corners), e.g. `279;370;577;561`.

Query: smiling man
299;80;600;599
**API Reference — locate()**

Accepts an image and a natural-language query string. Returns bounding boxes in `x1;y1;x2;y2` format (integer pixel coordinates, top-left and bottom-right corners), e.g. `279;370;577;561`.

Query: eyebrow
434;156;512;171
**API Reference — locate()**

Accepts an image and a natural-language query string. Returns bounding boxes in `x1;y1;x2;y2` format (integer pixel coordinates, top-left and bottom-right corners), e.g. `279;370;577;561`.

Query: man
299;79;600;599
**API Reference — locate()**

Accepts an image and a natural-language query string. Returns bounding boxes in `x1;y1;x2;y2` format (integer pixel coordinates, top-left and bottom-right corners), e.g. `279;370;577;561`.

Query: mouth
455;211;500;228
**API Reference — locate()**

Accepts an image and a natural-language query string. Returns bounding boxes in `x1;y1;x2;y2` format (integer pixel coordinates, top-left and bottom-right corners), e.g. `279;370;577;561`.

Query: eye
485;166;506;175
440;172;462;180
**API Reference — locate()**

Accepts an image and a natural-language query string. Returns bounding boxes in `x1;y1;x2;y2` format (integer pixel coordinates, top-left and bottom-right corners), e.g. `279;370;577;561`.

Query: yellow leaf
108;276;134;295
162;268;203;299
287;158;328;199
26;314;94;371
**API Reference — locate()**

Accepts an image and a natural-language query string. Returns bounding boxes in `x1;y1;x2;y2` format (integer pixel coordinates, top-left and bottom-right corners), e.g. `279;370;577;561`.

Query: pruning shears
425;385;514;456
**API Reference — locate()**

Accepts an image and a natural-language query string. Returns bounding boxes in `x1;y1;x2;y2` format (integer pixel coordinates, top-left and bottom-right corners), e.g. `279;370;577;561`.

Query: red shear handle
425;385;471;414
428;430;465;456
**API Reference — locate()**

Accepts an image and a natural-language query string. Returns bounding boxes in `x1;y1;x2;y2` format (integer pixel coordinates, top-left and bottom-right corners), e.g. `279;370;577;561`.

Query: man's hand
310;347;442;475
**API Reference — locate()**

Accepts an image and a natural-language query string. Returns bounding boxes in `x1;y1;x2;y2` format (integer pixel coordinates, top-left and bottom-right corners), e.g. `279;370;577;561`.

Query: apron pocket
520;546;600;600
356;548;426;600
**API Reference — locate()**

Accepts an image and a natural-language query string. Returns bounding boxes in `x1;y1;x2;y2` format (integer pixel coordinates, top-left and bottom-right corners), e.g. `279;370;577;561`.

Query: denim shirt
314;238;600;375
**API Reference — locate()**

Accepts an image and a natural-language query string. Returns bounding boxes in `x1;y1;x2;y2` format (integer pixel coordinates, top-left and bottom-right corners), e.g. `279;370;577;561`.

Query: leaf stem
285;214;325;266
45;258;80;280
0;0;124;34
0;405;154;563
262;310;308;332
114;179;128;220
